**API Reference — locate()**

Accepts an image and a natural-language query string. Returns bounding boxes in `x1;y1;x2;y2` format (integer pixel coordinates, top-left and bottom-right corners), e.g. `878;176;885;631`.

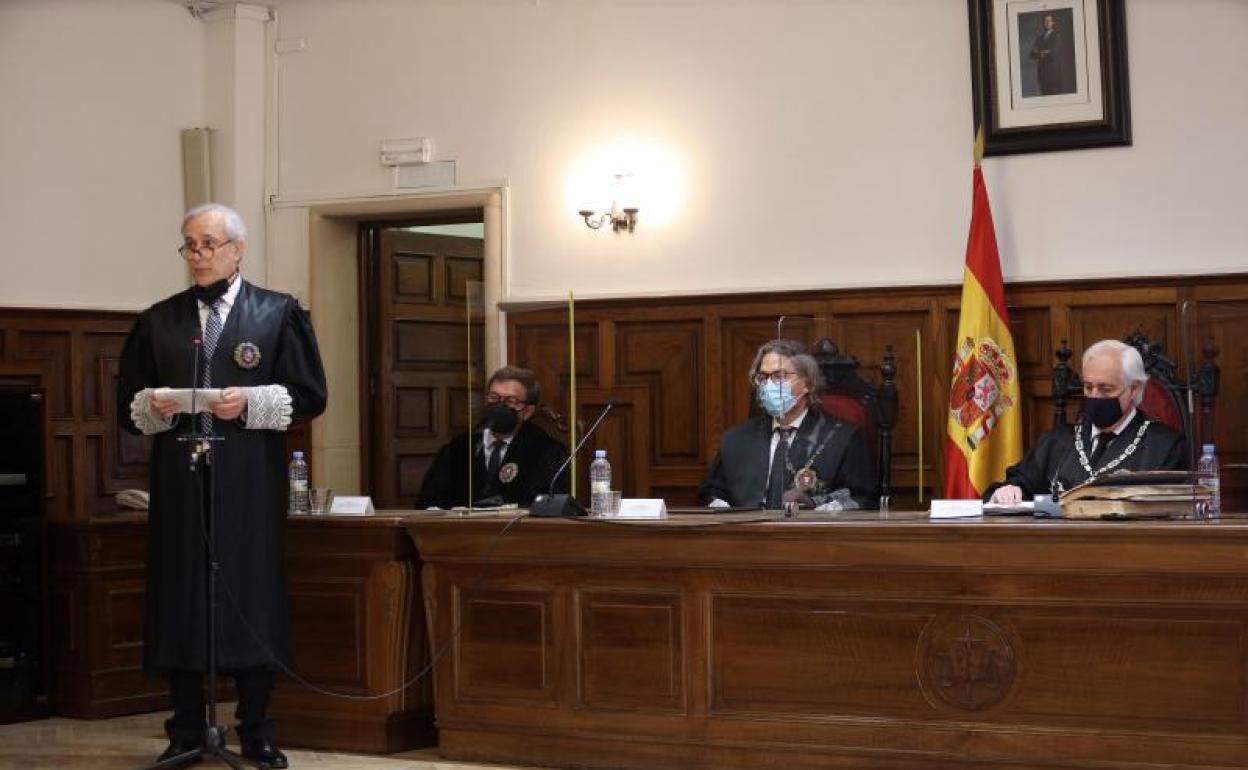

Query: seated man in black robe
417;366;569;508
699;339;877;510
985;339;1187;504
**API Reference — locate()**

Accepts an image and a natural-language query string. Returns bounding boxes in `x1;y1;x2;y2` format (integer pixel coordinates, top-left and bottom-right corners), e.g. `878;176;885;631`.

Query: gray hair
1083;339;1148;406
183;202;247;242
749;338;825;398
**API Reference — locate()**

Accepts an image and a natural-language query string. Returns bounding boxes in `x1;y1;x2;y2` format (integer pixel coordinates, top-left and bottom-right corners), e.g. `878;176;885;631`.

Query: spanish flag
943;155;1023;499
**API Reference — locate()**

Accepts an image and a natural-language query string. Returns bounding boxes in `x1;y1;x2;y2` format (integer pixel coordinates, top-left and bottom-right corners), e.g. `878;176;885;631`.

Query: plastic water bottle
288;450;309;515
1197;443;1221;520
589;449;612;515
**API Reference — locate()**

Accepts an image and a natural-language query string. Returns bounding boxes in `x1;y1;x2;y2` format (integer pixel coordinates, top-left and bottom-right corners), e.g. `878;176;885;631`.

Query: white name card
329;496;375;516
930;499;984;519
614;498;668;519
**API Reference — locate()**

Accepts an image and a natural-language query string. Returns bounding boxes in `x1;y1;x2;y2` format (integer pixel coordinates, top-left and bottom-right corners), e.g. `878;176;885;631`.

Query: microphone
530;398;618;518
190;337;202;435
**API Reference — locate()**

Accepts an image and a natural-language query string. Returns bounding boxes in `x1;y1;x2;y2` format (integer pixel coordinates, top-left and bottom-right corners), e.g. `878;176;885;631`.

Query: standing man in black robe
985;339;1186;504
417;366;568;508
699;339;877;511
119;203;327;768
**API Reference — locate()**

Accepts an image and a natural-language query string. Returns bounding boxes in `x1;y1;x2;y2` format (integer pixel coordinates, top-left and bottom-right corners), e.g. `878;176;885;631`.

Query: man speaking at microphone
118;203;327;768
417;366;568;508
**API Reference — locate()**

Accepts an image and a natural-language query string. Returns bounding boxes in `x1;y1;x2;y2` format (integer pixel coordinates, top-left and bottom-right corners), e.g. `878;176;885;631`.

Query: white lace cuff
244;385;293;431
129;389;175;435
708;498;731;508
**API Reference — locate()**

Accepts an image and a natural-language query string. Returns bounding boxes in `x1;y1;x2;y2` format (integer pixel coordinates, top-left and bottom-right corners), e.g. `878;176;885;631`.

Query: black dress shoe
240;736;288;769
156;736;203;767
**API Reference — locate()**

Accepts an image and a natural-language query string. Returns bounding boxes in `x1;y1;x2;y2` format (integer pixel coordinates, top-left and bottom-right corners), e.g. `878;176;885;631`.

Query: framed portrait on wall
968;0;1131;156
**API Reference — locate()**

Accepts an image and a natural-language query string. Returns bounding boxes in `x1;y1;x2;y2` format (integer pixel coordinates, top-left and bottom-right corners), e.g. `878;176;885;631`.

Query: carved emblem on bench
918;614;1015;711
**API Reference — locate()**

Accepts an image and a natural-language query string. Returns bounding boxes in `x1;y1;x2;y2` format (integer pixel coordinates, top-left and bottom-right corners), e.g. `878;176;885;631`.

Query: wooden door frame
282;188;506;499
358;212;486;502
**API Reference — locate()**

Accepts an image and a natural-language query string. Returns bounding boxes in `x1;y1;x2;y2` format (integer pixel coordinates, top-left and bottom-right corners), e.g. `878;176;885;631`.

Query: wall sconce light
577;204;639;233
577;173;639;233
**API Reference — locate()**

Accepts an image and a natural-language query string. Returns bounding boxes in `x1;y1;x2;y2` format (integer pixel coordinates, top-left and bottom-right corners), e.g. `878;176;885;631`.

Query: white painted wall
266;0;1247;302
0;0;206;310
2;0;1244;312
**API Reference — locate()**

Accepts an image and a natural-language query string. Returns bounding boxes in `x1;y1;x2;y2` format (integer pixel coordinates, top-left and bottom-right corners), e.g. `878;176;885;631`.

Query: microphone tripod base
140;725;247;770
530;494;588;518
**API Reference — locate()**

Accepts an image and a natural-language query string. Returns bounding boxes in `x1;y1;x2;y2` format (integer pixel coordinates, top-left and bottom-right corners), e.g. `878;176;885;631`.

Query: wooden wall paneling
824;306;931;498
454;585;558;704
700;315;725;453
274;518;434;753
572;386;651;499
1067;306;1178;370
366;228;486;506
47;517;165;718
413;517;1248;770
1008;305;1055;443
0;311;145;519
49;434;74;518
615;320;703;466
510;319;600;419
924;296;954;500
576;588;684;713
13;330;73;419
507;275;1248;506
1191;297;1248;510
718;314;814;431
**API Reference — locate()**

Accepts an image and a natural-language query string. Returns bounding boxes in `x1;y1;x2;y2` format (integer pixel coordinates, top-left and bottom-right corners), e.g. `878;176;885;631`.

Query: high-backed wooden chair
810;338;898;505
530;403;584;444
1051;333;1219;467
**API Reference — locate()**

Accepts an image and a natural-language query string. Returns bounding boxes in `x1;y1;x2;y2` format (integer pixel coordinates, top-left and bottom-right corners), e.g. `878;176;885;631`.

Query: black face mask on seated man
481;403;521;435
1083;395;1125;429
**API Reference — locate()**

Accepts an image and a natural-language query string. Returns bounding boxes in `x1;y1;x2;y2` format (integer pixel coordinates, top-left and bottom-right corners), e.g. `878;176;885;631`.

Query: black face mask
1083;396;1124;429
193;278;231;304
482;404;521;435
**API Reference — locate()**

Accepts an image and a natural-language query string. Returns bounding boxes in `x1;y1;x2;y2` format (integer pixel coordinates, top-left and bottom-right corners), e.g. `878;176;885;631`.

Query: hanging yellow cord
466;285;474;510
916;328;924;504
568;292;577;498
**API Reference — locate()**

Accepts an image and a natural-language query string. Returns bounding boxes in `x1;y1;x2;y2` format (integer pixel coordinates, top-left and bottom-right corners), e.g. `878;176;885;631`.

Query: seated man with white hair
984;339;1187;504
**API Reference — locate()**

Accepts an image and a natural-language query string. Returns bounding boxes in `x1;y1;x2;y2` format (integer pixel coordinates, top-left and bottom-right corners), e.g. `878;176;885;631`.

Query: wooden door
363;227;485;508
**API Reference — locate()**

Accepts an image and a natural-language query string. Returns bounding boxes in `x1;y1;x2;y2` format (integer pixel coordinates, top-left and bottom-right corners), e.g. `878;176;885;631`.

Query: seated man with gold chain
984;339;1187;504
699;339;877;511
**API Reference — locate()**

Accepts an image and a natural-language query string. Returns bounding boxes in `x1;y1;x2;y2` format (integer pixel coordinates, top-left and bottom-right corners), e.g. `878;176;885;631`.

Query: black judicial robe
981;410;1187;501
416;421;568;508
698;410;878;510
118;281;327;673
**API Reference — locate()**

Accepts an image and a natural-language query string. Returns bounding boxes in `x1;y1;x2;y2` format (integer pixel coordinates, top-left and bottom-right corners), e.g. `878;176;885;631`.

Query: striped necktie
200;298;223;435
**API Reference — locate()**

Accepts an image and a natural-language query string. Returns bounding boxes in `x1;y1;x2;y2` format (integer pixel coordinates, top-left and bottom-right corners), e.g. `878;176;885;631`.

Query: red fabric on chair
1139;379;1183;434
821;392;873;450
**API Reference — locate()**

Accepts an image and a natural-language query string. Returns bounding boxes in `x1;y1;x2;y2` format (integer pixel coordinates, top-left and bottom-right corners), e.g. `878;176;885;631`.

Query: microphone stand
530;400;616;518
140;339;243;770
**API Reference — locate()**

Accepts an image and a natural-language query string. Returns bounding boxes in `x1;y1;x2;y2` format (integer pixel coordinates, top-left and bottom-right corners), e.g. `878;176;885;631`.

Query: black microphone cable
192;489;531;701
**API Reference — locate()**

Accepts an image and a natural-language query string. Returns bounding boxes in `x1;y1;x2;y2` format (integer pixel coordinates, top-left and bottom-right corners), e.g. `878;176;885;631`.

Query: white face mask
758;380;797;417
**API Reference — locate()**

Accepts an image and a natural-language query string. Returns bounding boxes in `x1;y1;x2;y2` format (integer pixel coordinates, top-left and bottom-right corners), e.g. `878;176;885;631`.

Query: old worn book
1059;470;1208;519
1062;497;1196;520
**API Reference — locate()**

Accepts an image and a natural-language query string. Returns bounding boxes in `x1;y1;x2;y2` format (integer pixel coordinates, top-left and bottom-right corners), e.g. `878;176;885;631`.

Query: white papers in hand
152;387;224;414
